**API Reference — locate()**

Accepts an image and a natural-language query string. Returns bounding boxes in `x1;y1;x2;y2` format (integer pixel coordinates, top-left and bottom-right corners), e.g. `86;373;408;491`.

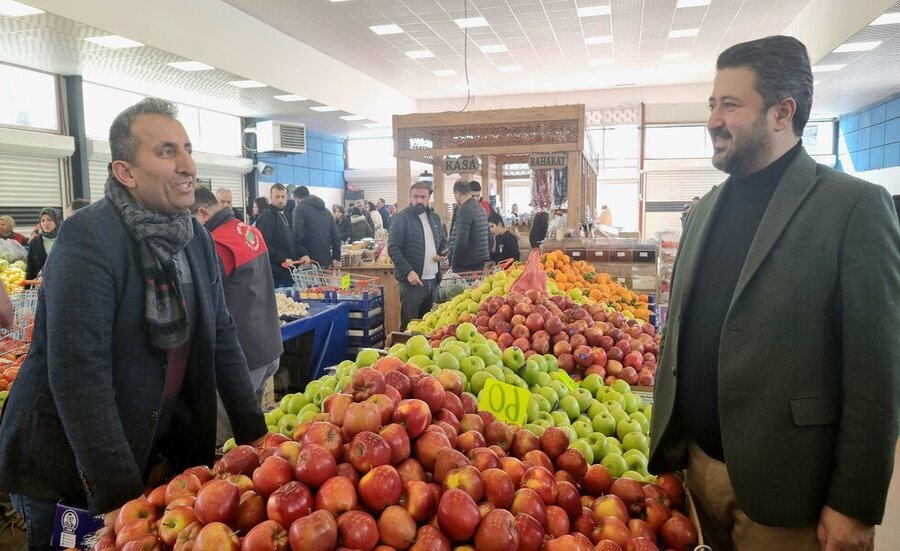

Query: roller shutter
0;154;65;229
642;169;724;236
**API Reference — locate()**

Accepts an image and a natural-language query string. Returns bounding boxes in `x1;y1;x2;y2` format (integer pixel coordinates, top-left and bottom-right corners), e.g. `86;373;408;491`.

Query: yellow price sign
477;378;531;426
556;371;578;392
341;274;351;290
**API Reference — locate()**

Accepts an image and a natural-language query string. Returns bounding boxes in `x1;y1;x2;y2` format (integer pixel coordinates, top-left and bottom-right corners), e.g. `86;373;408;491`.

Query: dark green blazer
649;148;900;527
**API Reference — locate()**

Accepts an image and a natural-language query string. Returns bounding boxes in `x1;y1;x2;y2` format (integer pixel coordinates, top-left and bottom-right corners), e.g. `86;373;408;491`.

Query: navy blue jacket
0;198;266;514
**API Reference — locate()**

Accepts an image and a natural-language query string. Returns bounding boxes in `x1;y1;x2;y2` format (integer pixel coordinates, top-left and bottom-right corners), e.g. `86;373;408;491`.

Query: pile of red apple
94;362;696;551
431;290;660;387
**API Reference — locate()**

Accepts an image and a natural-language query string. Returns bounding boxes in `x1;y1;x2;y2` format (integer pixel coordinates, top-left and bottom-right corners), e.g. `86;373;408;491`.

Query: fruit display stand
542;237;660;299
277;301;350;393
340;264;401;337
656;230;680;328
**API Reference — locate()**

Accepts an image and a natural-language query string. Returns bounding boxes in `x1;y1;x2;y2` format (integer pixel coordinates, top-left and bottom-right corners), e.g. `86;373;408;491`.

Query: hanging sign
528;153;568;170
442;156;481;175
477;378;531;426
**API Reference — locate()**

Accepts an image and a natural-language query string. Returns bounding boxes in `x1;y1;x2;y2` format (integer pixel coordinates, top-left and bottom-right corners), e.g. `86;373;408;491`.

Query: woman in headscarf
25;208;60;281
0;215;28;246
250;197;269;225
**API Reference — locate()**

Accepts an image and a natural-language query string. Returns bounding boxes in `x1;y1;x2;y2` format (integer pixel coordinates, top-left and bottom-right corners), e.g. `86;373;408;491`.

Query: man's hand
407;271;423;286
299;255;311;265
817;506;875;551
332;260;342;270
433;254;447;262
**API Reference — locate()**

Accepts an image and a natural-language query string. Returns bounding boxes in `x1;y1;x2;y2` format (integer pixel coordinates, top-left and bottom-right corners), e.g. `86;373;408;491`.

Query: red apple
396;457;426;483
273;440;303;467
499;456;527;487
620;366;639;385
294;443;338;489
376;505;416;550
342;401;383;440
510;429;540;460
314;476;357;516
544;505;570;538
241;519;288;551
236;491;266;534
120;535;161;551
165;475;201;508
514;511;545;551
194;479;240;526
378;423;411;465
409;525;450;551
521;466;558;505
556;448;588;480
609;478;645;516
158;506;197;548
442;465;484;501
468;447;500;472
654;472;685;507
481;468;515;509
392;399;433;438
572;507;598;538
324;393;353;426
555;480;582;521
335;462;359;485
413;428;451;471
592;517;631;548
433;448;470;484
627;518;657;544
510;488;546;526
146;485;167;510
349;431;392;473
287;510;337;551
193;522;240;550
172;521;201;551
437;489;480;542
366;394;396;425
520;450;553;472
538;427;568;461
457;430;487;455
216;446;260;477
385;371;412;398
661;515;699;551
358;465;402;511
413;376;447;414
459;413;484;434
302;422;344;459
583;464;614;496
400;479;437;522
337;510;379;551
591;494;629;524
352;367;387;401
474;508;518;551
484;422;515;452
252;456;294;498
460;393;478;414
266;481;312;527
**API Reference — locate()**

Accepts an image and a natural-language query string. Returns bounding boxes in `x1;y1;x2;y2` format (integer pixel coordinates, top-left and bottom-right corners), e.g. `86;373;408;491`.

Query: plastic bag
0;239;26;261
510;248;547;294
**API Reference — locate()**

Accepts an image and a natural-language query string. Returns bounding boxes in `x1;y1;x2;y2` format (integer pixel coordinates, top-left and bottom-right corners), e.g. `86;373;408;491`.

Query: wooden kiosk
393;105;597;230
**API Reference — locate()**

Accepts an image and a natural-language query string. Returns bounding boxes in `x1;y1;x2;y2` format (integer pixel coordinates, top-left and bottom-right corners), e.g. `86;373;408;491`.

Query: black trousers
400;279;437;330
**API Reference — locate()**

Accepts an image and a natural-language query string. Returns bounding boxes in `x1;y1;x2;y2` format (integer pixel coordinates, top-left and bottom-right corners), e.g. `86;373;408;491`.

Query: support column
63;75;90;202
396;158;411;210
242;116;260;214
495;161;505;211
567;152;583;230
432;156;447;224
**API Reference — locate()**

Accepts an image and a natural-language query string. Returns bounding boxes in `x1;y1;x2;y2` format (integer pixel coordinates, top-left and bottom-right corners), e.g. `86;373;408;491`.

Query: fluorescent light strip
498;65;522;72
273;94;307;102
0;0;43;16
479;44;508;54
406;49;435;59
455;16;488;28
585;35;613;45
833;41;882;52
433;69;457;77
85;35;144;49
676;0;711;7
228;80;266;88
311;106;340;112
369;24;403;35
340;115;366;121
669;28;699;38
577;5;611;17
811;64;846;72
167;61;215;72
870;12;900;25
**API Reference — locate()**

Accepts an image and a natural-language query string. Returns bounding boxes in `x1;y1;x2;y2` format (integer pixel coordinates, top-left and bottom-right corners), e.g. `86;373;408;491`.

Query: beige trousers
686;440;821;551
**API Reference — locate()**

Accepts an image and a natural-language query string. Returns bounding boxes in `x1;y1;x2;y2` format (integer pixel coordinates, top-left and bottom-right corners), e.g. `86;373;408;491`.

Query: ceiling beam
782;0;896;63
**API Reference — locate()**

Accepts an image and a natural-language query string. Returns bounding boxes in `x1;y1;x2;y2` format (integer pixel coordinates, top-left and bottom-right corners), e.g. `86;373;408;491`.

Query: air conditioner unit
256;120;307;154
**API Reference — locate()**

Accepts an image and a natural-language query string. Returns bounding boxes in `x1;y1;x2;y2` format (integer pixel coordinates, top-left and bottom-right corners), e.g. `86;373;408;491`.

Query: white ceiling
0;0;897;135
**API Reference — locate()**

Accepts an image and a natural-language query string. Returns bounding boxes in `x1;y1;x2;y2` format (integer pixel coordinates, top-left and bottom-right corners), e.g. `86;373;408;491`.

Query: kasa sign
442;156;481;175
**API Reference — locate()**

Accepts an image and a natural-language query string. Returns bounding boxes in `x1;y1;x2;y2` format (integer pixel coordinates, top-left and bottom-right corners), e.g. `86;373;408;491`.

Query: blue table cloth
280;301;350;382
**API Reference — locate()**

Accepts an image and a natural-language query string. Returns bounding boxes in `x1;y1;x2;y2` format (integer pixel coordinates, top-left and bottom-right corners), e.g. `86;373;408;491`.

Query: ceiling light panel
167;61;214;72
340;115;366;121
455;17;489;28
228;80;266;88
668;28;699;38
585;35;613;45
273;94;307;102
577;5;612;17
369;24;404;35
311;106;340;112
405;49;435;59
84;35;144;49
433;69;457;77
869;12;900;25
479;44;508;54
676;0;711;7
812;64;847;72
833;41;882;53
0;1;43;16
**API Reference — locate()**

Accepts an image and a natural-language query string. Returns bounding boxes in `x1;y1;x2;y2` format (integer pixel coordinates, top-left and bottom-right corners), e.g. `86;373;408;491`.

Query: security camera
257;161;274;177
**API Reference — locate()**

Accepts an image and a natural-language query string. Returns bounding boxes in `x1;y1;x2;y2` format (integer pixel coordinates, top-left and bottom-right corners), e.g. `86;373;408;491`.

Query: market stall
276;301;350;392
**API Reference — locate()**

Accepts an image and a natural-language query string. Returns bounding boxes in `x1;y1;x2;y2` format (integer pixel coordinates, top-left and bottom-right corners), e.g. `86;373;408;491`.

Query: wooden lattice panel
398;119;580;152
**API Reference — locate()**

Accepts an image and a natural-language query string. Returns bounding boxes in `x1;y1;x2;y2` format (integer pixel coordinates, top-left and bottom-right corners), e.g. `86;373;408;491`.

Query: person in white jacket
366;201;384;231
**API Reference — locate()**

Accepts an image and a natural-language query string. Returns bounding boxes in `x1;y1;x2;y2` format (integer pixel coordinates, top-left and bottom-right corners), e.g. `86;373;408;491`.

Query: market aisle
876;441;900;548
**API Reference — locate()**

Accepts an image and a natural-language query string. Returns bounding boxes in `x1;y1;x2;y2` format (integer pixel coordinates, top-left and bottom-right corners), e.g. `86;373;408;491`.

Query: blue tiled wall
258;130;345;189
839;94;900;172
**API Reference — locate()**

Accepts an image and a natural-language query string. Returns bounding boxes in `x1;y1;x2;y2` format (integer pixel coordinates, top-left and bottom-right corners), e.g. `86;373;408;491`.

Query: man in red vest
191;186;283;445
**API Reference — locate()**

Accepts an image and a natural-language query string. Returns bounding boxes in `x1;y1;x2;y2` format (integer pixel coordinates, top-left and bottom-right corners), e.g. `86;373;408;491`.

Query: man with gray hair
0;97;267;547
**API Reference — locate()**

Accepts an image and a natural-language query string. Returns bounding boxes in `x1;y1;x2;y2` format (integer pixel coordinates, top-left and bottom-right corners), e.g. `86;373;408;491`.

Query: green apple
587;400;608;419
504;372;520;386
278;413;298;436
604;389;625;408
336;376;351;392
542;354;558;372
304;381;324;401
485;365;505;381
269;408;285;423
521;362;540;386
355;348;380;367
575;414;592;426
622;432;650;456
441;344;467;365
606;437;623;454
299;403;320;416
571;388;593;413
572;420;593;439
484;353;502;368
408;354;434;368
604;401;629;425
470;371;495;395
559;395;581;420
591;411;617;437
523;423;546;437
586;433;609;460
611;379;631;395
488;342;502;357
502;367;516;378
535;415;553;428
287;394;310;415
622;392;642;414
616;417;643;440
318;375;338;389
267;424;279;433
455;322;478;343
601;453;629;478
526;397;541;422
434;352;461;371
335;360;358;378
532;394;552;413
264;412;277;426
387;344;407;357
298;410;318;423
641;405;653;421
536;371;552;387
559;425;577;443
222;437;236;452
502;346;525;370
570;439;595;465
452;341;471;356
629;411;650;434
406;335;432;358
548;380;570;400
527;354;547;372
279;394;293;411
471;344;493;362
550;410;571;427
459;356;486;380
389;348;409;362
580;374;604;396
621;470;646;482
537;387;559;409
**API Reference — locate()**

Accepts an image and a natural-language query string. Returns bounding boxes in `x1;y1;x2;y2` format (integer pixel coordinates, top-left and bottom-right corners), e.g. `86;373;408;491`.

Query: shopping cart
435;268;490;303
0;286;39;351
285;261;382;300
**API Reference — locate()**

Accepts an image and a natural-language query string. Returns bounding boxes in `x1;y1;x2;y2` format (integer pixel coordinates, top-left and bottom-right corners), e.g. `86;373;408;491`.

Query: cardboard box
52;502;104;551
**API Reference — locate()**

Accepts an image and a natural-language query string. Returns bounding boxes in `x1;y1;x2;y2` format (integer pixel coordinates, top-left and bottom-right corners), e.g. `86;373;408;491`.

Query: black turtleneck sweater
677;141;802;461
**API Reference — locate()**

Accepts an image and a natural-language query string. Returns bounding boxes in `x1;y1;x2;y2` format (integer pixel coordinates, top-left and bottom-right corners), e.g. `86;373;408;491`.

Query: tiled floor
875;441;900;549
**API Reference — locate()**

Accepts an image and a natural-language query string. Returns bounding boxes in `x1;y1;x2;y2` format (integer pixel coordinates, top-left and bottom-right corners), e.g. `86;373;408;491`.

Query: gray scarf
105;175;194;349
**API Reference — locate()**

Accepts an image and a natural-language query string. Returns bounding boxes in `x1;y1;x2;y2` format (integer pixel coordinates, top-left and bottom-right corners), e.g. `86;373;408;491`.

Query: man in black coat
448;179;490;272
529;208;549;249
255;183;297;287
377;197;391;230
293;186;342;269
488;212;520;264
388;182;448;329
0;98;266;547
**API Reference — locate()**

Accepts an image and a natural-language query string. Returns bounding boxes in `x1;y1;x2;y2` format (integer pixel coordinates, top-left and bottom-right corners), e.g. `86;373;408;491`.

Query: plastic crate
348;312;385;332
348;330;386;348
349;317;384;340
